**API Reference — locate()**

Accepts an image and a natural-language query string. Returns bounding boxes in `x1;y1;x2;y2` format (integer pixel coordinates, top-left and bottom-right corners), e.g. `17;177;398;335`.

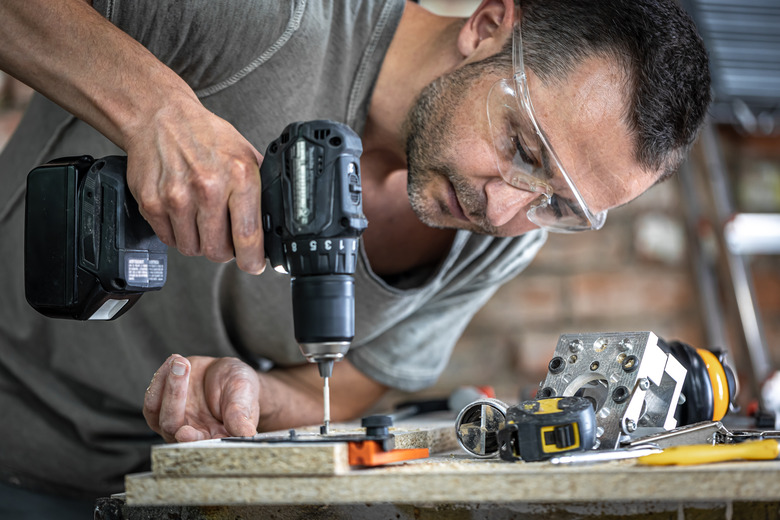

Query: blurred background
1;0;778;413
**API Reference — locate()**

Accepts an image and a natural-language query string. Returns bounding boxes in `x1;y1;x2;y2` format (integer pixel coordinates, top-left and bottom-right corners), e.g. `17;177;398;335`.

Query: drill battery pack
24;155;167;320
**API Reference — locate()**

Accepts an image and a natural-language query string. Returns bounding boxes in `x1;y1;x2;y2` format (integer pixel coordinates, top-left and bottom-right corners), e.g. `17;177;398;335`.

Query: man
0;0;710;515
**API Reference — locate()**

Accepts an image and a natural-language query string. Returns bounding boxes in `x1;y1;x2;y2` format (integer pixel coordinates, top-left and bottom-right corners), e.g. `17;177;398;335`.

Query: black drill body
260;120;367;373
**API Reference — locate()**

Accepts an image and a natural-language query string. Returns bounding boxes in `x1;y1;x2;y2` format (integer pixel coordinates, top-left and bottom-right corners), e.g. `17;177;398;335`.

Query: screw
625;419;637;433
569;339;584;353
638;378;650;391
618;338;633;352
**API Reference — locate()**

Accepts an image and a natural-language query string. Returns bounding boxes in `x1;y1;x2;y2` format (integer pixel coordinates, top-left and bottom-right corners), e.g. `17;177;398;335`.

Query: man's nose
484;178;540;228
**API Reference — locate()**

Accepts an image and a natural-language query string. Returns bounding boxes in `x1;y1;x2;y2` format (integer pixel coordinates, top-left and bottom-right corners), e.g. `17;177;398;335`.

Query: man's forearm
0;0;198;149
258;361;389;432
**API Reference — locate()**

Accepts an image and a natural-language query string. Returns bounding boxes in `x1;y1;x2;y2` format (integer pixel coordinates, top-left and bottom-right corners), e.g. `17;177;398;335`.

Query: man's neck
361;2;464;169
358;2;464;278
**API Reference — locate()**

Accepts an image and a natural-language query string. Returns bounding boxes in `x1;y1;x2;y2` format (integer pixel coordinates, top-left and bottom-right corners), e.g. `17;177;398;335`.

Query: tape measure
498;396;597;462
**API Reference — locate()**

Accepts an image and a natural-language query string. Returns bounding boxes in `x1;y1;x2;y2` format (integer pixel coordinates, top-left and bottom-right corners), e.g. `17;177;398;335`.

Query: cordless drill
260;120;367;433
24;120;368;434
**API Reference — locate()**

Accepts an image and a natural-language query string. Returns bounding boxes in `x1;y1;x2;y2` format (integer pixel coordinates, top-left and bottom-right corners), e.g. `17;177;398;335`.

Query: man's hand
144;354;389;443
144;354;261;443
125;99;266;275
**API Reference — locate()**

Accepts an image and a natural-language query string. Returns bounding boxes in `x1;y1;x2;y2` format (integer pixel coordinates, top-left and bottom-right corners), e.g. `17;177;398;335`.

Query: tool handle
638;439;779;466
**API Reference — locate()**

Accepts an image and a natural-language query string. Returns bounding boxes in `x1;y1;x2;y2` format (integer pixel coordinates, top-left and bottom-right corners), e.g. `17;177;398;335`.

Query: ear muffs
658;339;737;425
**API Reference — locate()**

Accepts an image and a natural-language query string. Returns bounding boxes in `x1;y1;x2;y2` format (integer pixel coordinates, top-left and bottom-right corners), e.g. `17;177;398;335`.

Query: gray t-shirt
0;0;545;496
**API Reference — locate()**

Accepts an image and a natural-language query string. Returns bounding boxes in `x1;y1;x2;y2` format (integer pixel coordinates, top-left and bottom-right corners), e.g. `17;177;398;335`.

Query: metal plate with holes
538;332;687;450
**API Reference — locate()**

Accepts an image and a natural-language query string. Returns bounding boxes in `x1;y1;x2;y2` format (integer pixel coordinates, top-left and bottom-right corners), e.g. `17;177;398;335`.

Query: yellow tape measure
498;396;596;462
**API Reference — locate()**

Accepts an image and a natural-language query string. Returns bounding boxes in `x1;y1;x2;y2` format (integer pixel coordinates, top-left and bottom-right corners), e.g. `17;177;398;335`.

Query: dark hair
517;0;712;179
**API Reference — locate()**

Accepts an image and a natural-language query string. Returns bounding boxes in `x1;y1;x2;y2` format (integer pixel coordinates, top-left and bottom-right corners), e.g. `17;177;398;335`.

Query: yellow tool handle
638;439;779;466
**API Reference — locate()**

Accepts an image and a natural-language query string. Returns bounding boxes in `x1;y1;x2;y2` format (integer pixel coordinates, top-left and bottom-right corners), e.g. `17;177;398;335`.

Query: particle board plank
152;438;352;477
151;418;457;478
125;455;780;506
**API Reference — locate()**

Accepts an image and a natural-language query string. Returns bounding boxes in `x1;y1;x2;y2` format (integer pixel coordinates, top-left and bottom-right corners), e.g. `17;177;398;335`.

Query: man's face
404;53;660;236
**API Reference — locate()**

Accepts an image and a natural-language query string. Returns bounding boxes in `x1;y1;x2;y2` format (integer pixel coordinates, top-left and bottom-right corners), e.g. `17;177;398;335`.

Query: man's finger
168;207;201;257
129;180;178;249
220;373;260;437
227;164;265;275
196;205;234;263
175;424;209;443
143;355;174;432
158;355;191;442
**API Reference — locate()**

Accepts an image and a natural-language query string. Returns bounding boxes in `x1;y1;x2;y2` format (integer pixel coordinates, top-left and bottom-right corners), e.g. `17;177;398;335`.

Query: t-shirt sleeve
347;231;547;392
91;0;297;92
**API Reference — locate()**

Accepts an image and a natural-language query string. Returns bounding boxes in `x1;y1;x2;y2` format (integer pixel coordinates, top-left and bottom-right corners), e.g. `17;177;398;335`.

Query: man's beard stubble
402;61;499;235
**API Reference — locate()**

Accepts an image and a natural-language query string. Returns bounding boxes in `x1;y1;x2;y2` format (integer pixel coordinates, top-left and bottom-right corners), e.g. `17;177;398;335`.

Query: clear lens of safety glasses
485;23;607;233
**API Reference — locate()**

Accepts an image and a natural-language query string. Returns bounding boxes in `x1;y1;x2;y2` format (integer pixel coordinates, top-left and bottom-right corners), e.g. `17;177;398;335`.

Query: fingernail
172;361;186;376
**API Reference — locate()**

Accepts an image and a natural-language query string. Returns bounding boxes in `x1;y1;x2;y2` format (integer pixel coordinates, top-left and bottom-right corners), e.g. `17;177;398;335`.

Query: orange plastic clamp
348;440;429;467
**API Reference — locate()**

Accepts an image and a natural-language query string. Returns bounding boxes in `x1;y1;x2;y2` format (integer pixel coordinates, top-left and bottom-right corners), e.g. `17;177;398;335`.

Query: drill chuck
291;274;355;354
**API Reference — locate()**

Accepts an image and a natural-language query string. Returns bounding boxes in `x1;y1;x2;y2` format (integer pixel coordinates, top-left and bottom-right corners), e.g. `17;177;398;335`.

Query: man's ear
457;0;517;58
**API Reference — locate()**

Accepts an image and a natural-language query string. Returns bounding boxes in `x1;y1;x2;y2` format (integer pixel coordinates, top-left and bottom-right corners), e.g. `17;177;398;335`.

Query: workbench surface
124;451;780;504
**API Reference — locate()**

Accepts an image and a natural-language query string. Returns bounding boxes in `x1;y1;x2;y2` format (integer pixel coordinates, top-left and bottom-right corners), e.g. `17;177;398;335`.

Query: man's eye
547;194;565;218
548;194;584;219
511;135;535;166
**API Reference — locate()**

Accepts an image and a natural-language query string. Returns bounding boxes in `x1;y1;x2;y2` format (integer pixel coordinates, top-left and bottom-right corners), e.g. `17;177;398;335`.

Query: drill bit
322;376;331;435
318;360;334;435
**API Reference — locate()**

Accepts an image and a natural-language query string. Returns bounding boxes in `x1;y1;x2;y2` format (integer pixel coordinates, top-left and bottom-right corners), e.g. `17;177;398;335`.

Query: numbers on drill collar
285;239;357;253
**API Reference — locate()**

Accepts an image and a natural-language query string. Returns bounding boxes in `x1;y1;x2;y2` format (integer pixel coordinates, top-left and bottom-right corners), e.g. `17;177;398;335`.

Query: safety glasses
486;21;607;232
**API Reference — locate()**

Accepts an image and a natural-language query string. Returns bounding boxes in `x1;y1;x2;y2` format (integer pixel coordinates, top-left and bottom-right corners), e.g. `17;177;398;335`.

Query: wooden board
148;417;457;478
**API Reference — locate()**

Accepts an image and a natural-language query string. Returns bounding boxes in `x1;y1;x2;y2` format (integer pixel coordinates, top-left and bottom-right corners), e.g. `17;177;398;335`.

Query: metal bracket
538;332;687;449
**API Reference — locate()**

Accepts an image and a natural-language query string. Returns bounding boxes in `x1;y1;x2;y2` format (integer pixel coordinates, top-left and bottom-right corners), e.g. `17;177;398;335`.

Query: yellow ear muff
696;348;730;421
